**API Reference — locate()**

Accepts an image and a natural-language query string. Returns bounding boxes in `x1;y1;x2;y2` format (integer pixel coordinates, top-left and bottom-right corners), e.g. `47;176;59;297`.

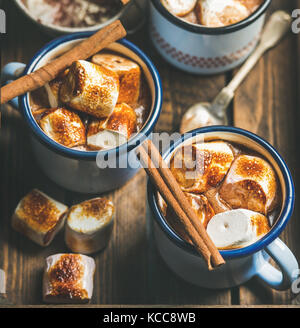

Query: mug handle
121;0;146;35
1;62;26;109
255;238;299;291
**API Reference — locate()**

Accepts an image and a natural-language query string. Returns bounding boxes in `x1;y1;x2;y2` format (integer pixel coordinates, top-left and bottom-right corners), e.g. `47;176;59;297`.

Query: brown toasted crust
87;103;137;140
40;107;86;148
92;53;141;105
60;60;119;119
14;189;64;234
219;155;278;214
106;103;137;138
251;213;270;236
170;142;234;193
181;9;199;24
68;198;114;222
239;0;263;11
165;193;214;243
47;254;88;300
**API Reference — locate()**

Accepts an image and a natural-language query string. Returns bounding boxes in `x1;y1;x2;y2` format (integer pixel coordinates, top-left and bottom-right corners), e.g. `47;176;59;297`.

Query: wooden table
1;0;300;306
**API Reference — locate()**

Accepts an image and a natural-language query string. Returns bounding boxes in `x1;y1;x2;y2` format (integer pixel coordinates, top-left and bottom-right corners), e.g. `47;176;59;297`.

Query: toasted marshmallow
39;107;86;148
12;189;68;246
158;192;215;236
204;188;231;214
92;53;141;105
197;0;250;27
165;193;214;242
207;209;270;249
219;155;278;215
239;0;263;11
60;60;119;119
161;0;197;17
170;141;234;193
181;10;199;24
43;253;95;304
87;103;137;150
65;198;114;254
44;70;69;108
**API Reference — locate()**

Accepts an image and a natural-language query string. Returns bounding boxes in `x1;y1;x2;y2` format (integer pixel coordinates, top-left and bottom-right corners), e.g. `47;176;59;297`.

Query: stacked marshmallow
167;141;279;249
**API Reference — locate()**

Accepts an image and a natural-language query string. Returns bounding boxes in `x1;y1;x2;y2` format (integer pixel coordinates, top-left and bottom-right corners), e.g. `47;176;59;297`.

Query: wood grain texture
0;0;299;306
234;0;300;305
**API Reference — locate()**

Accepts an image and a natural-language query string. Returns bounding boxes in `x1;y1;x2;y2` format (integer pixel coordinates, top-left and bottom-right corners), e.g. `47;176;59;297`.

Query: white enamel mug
1;33;162;193
147;126;299;290
149;0;271;74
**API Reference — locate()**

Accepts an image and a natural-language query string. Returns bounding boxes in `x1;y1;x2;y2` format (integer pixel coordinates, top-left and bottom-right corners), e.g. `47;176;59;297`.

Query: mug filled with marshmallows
148;126;299;290
149;0;271;74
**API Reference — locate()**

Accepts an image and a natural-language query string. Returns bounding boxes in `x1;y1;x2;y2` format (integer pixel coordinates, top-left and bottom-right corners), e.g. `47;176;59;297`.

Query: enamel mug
1;33;162;193
149;0;271;74
147;126;299;290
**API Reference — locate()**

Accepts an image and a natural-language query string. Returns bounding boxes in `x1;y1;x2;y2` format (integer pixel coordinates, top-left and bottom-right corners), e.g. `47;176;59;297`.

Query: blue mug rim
19;32;162;161
147;126;295;260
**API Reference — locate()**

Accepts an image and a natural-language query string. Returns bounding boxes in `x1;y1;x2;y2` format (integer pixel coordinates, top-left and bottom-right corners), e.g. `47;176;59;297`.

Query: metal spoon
180;11;292;134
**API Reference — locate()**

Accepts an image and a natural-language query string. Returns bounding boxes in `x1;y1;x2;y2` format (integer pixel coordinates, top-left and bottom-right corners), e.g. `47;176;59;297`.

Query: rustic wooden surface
1;0;300;306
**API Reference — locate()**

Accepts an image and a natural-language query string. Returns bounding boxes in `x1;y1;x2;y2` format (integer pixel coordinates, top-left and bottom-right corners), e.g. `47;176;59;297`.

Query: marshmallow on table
43;253;95;304
65;198;115;254
60;60;119;119
207;209;271;249
39;107;86;148
170;141;234;193
219;155;278;215
165;193;215;242
11;189;68;247
196;0;250;27
92;53;141;106
87;103;137;150
161;0;197;17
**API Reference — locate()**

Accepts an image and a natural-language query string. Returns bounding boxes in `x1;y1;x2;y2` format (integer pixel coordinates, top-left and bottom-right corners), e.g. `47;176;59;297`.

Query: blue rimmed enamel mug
1;33;162;193
147;126;299;290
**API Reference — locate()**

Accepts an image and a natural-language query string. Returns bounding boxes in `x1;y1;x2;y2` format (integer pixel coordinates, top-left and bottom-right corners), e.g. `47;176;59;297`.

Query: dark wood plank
234;0;300;305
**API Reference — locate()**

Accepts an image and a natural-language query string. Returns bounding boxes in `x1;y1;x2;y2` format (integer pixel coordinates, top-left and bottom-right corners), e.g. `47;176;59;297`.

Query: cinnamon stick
138;145;215;270
0;20;127;105
142;140;225;269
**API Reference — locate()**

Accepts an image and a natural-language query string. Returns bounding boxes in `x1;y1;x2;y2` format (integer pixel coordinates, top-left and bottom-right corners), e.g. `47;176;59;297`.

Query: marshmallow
161;0;197;17
87;103;137;150
219;155;278;215
170;141;234;193
39;107;86;148
44;70;69;108
196;0;250;27
60;60;119;119
207;209;270;249
43;253;95;304
165;193;215;242
92;53;141;105
239;0;263;11
181;10;199;24
12;189;68;247
65;198;115;254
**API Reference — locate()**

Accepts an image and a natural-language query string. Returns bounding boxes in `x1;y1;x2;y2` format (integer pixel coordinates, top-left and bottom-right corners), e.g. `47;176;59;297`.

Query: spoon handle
210;11;291;120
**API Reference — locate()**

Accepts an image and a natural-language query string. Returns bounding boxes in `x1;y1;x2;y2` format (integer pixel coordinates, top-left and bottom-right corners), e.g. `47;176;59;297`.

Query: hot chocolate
161;0;264;27
159;139;281;250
